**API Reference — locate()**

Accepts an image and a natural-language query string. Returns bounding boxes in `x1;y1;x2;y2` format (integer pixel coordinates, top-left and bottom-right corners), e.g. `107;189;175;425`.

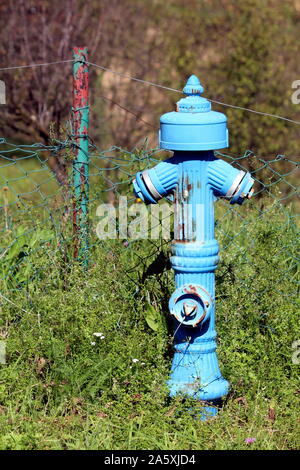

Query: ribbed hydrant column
133;75;254;418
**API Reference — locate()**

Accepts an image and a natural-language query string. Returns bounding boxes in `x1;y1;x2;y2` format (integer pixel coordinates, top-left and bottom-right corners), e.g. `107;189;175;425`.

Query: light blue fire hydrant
133;75;254;418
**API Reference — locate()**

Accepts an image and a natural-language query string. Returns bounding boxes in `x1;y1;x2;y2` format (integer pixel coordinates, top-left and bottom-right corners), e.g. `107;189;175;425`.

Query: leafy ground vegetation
0;195;299;450
0;0;299;452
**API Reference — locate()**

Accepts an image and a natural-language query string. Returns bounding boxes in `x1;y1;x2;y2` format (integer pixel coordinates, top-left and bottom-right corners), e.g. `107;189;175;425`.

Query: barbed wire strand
99;94;156;129
87;62;300;126
0;60;73;71
1;59;300;126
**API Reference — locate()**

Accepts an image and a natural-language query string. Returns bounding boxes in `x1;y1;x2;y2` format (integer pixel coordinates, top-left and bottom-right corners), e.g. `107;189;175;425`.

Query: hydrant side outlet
133;75;254;419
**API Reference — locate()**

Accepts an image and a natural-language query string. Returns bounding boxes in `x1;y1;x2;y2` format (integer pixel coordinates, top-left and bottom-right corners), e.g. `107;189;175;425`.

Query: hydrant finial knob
183;75;204;96
177;75;211;114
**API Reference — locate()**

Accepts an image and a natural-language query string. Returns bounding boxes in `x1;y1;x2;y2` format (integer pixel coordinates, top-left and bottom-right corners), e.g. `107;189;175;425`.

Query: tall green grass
0;198;299;450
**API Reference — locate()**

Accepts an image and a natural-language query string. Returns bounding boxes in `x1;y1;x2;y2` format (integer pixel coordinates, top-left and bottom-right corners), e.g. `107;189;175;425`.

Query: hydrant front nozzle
169;284;212;327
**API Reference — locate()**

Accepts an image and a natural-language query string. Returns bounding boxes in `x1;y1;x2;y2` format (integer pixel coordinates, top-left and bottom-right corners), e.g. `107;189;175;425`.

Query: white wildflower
93;332;105;339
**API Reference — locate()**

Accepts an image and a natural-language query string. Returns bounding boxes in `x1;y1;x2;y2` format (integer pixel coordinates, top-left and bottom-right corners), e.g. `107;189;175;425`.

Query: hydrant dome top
159;74;229;151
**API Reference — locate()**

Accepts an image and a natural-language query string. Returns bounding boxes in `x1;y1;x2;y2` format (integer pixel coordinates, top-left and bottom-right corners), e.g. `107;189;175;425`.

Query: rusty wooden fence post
72;47;89;266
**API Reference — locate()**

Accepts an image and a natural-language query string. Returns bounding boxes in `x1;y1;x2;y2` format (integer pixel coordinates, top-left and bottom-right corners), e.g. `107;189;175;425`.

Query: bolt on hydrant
133;75;254;418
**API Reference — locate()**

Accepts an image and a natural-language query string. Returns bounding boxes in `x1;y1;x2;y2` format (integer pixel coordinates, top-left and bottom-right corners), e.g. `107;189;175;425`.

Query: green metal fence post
72;47;89;266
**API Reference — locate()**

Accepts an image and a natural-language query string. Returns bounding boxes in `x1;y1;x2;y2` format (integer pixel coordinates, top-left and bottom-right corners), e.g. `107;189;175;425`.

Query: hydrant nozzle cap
177;75;211;113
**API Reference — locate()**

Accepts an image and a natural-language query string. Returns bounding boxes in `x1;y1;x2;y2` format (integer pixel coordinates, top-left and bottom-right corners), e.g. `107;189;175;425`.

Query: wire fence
0;52;299;310
0;135;299;299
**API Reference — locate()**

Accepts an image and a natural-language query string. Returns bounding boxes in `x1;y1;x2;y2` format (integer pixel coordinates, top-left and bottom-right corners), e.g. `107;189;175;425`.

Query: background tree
0;0;299;186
